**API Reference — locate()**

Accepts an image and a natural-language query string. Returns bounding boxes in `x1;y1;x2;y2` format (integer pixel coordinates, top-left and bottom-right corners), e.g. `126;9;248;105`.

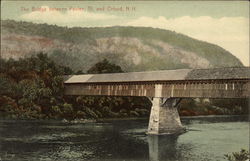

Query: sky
1;1;249;66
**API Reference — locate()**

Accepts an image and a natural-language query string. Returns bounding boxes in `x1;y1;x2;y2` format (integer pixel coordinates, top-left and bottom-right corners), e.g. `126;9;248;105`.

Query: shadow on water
181;115;248;125
148;135;179;161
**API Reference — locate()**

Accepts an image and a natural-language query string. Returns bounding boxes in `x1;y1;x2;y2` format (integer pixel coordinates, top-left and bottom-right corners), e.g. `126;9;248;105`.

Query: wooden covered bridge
64;67;250;135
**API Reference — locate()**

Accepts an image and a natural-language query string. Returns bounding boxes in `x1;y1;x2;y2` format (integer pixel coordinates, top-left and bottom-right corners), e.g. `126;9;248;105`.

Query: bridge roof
64;67;250;84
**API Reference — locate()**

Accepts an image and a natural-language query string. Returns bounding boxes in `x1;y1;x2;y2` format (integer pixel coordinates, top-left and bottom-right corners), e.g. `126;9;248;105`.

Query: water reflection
148;135;179;161
0;116;248;161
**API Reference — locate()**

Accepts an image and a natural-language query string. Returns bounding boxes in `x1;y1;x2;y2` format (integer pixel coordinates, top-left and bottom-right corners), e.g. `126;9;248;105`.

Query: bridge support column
147;97;185;135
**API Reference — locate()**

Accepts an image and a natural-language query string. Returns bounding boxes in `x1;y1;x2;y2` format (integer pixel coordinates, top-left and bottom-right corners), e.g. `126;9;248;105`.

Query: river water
0;116;249;161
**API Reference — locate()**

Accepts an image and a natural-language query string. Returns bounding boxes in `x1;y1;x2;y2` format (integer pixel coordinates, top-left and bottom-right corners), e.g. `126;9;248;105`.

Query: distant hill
1;20;243;72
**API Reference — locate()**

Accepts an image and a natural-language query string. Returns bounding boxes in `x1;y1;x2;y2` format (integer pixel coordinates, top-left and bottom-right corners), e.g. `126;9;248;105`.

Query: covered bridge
64;67;250;98
64;67;250;135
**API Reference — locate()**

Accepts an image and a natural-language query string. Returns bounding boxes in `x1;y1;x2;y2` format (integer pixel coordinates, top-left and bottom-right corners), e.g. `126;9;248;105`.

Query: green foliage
84;107;99;118
87;59;123;74
179;98;249;116
211;99;249;114
135;108;149;116
69;95;151;119
224;149;250;161
0;51;248;120
0;53;72;119
51;76;64;96
0;76;12;95
76;110;86;118
62;103;73;114
20;79;52;103
51;105;61;114
130;111;140;117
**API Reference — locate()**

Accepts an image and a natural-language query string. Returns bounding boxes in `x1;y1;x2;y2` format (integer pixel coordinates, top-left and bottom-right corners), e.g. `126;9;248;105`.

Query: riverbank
0;113;248;123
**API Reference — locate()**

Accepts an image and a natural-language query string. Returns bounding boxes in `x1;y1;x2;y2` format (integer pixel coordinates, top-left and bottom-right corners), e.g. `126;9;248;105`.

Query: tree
225;149;249;161
87;59;123;74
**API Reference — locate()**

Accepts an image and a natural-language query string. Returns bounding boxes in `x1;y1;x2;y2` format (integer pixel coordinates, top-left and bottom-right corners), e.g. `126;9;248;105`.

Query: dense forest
0;53;248;120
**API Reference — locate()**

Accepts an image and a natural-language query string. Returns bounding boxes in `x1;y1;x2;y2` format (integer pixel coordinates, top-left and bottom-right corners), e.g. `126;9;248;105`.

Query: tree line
0;53;248;120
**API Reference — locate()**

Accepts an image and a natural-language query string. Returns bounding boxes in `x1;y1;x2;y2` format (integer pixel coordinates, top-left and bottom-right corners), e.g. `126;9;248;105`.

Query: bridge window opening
196;83;199;89
209;82;213;89
195;83;199;89
217;84;220;90
208;83;212;92
210;83;214;90
220;83;224;90
199;83;202;89
181;83;184;90
214;83;218;90
209;83;212;89
227;83;232;90
235;83;239;90
205;83;208;89
215;83;218;90
190;83;194;89
238;82;243;90
176;84;180;89
199;83;203;89
219;83;222;90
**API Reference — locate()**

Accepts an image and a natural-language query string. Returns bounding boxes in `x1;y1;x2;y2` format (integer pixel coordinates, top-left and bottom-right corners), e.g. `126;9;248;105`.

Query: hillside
1;20;243;72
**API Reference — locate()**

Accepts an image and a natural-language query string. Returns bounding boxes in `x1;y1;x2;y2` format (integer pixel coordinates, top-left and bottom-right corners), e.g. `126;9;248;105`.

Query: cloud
125;16;249;66
20;6;117;26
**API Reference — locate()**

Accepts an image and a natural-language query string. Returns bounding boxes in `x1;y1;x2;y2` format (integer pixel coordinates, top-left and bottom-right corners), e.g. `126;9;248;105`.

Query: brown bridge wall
64;80;250;98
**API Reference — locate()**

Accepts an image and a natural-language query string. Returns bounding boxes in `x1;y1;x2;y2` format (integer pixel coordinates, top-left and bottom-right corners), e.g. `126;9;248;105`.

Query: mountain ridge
1;20;243;72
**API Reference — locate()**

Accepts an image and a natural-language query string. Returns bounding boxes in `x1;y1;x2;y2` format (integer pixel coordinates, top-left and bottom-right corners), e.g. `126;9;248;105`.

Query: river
0;116;249;161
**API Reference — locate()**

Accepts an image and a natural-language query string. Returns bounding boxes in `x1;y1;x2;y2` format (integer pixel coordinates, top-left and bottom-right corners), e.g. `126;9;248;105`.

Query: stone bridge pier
147;84;185;135
147;97;185;135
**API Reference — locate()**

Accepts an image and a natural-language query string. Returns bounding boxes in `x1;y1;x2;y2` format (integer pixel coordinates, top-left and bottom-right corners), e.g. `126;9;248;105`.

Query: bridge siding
64;80;250;98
